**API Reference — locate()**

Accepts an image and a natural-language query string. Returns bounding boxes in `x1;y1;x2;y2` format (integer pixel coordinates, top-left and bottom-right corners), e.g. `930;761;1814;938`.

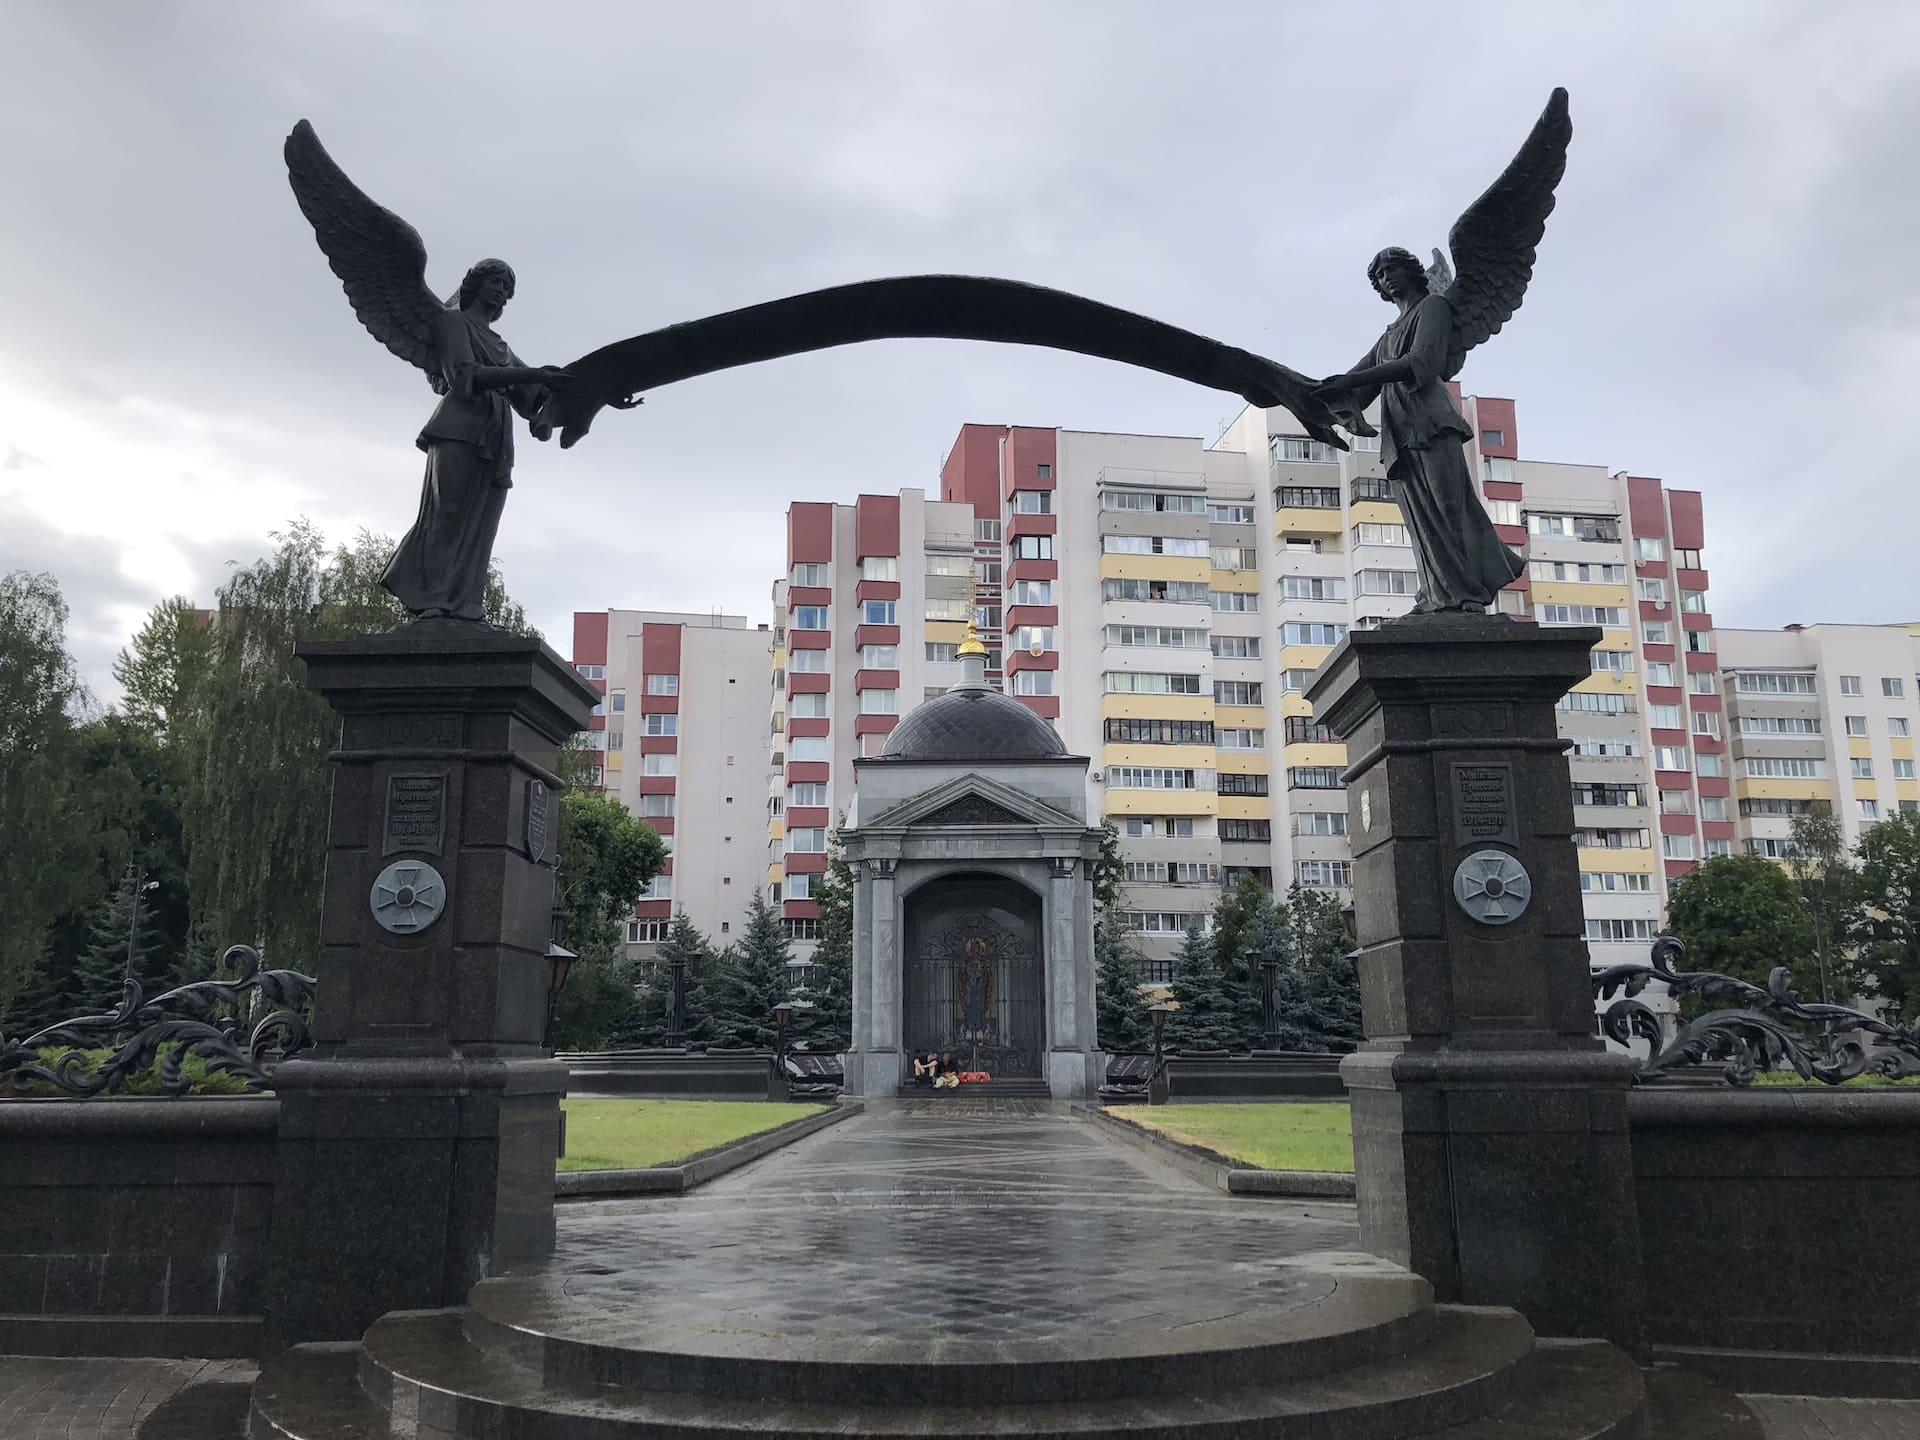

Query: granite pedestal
1308;617;1646;1352
261;625;596;1352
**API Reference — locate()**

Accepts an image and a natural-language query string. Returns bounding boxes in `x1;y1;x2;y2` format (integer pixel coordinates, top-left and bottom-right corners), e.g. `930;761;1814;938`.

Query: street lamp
123;873;160;982
1147;999;1176;1106
542;867;575;1051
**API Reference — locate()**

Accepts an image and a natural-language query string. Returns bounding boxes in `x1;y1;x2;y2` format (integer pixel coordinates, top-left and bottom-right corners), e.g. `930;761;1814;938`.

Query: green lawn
559;1099;828;1172
1121;1102;1355;1173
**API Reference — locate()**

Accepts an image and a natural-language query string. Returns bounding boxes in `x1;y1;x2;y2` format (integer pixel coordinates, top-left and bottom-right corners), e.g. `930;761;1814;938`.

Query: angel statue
1313;88;1572;616
284;121;572;622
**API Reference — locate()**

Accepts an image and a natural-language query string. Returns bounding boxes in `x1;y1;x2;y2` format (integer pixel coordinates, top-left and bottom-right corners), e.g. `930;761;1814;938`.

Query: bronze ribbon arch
538;275;1345;450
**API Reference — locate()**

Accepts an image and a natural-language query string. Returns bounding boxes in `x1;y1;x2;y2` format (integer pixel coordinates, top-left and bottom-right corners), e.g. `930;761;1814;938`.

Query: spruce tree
1246;902;1310;1051
71;872;170;1012
694;889;794;1048
1285;885;1364;1052
617;911;710;1047
1094;917;1151;1052
1209;874;1270;1039
799;847;854;1053
1168;924;1238;1052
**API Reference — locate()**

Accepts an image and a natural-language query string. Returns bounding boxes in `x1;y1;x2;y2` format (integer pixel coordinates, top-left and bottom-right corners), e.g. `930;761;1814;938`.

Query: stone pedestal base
263;1055;566;1349
1342;1048;1643;1349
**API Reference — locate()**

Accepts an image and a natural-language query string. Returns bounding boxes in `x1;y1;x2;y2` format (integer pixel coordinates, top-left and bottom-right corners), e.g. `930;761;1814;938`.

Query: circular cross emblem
1452;850;1531;926
370;860;447;934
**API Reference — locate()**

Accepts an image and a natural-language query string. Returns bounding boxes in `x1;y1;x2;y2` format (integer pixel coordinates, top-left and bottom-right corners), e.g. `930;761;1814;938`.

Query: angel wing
284;120;446;382
1438;88;1572;380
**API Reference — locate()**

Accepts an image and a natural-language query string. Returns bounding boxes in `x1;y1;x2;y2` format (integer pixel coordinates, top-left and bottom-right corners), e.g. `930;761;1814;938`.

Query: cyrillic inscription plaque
1451;762;1518;849
384;773;446;855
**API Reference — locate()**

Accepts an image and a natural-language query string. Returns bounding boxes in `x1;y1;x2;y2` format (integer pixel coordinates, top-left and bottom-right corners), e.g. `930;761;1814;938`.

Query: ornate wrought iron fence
0;945;316;1097
1593;935;1920;1086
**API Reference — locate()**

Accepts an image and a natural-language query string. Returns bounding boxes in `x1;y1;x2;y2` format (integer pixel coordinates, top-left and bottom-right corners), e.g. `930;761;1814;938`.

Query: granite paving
0;1355;252;1438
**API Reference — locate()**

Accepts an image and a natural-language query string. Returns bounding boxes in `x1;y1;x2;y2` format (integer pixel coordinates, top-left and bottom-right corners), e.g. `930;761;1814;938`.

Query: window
1892;759;1916;780
1528;512;1621;542
1531;561;1628;584
625;918;669;945
1210;590;1259;612
1646;661;1676;687
1102;578;1207;603
1649;704;1683;729
974;518;1001;542
789;692;828;720
1480;429;1505;448
859;555;898;582
639;875;673;901
975;560;1002;586
786;827;827;854
859;689;898;715
639;794;675;817
646;673;680;696
1638;578;1668;603
1013;490;1052;514
1747;837;1800;859
1211;635;1261;659
1884;677;1907;698
1103;489;1206;513
1109;766;1205;790
1633;537;1667;563
785;872;815;901
1211;546;1258;571
1273;484;1341;509
1350;476;1395;502
1270;436;1338;464
1012;626;1055;652
1219;819;1272;841
784;918;821;941
1284;575;1349;600
1012;670;1055;695
1036;463;1052;480
1209;502;1255;524
1485;497;1522;525
1355;522;1412;547
1691;710;1721;739
1860;800;1881;821
1281;668;1319;693
1658;788;1693;815
1841;714;1870;738
1706;839;1734;859
641;752;677;777
605;729;624;750
924;642;958;664
1219;772;1271;796
794;606;829;631
1013;534;1055;561
1214;680;1264;706
1102;534;1206;557
1591;649;1635;674
1744;757;1822;779
1642;622;1671;646
1891;718;1911;737
1569;735;1641;758
858;644;897;669
575;664;604;680
1688;670;1717;694
1580;872;1653;894
1293;811;1348;836
1558;692;1632;715
1104;671;1203;695
1288;766;1343;790
608;690;626;714
789;648;828;674
789;736;829;763
1217;728;1265;750
1840;675;1864;696
1654;745;1688;771
1011;579;1054;605
1573;828;1651;849
1680;590;1708;614
1700;796;1728;822
1696;752;1725;777
788;782;828;808
792;562;829;587
1851;756;1875;779
923;686;946;702
1125;911;1212;935
1105;718;1215;745
924;553;970;578
1296;860;1352;887
1586;918;1658;943
860;599;896;626
1356;569;1418;596
1283;621;1348;647
1537;604;1629;627
644;713;678;736
1573;782;1644;808
1106;624;1207;648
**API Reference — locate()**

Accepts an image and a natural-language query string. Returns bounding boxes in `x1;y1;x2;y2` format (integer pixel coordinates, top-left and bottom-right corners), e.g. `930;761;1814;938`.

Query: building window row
1574;828;1652;849
1531;560;1628;584
1103;577;1205;604
1210;590;1259;613
1124;911;1211;935
1292;811;1347;836
1283;575;1348;601
1105;718;1215;745
1215;680;1263;706
1218;772;1271;796
1209;502;1255;524
1123;861;1220;885
1586;918;1658;943
1220;819;1272;842
1580;872;1653;894
1287;766;1343;790
1743;757;1823;779
1105;671;1204;695
1528;512;1621;542
1109;767;1211;791
1216;728;1265;751
1103;489;1206;514
1211;635;1261;659
1107;624;1209;649
1274;484;1340;509
1537;604;1628;628
1122;817;1199;838
1568;736;1640;758
1733;670;1818;696
1296;860;1351;888
1103;534;1204;557
1271;436;1339;465
1282;621;1348;647
1572;783;1644;808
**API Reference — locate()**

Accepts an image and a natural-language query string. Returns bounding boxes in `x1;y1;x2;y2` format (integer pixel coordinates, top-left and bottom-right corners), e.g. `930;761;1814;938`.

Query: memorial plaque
525;778;551;864
383;772;446;856
1450;761;1518;849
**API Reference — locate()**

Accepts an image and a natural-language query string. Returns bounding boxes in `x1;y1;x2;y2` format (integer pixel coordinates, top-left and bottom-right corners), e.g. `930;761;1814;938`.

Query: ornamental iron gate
904;882;1043;1078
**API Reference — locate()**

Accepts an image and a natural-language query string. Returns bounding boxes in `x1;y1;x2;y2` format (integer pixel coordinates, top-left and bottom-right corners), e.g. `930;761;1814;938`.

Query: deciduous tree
1853;810;1920;1022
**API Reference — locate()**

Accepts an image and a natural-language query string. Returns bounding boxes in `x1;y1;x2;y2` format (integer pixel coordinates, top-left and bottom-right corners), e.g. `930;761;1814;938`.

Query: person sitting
911;1052;941;1085
934;1052;962;1089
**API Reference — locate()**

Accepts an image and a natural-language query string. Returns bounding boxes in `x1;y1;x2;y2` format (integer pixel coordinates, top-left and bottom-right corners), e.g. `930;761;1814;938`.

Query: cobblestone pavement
1743;1395;1920;1439
0;1356;252;1438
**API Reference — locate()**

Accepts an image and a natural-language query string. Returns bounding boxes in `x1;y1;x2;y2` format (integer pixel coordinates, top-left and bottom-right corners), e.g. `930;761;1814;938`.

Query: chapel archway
901;873;1044;1079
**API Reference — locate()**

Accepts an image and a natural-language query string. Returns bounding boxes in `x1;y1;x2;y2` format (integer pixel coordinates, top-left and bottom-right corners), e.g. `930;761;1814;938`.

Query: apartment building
569;610;773;956
768;491;980;951
1719;624;1920;857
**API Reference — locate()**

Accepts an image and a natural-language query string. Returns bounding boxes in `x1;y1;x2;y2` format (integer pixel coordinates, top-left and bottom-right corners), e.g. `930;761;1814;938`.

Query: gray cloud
3;0;1918;702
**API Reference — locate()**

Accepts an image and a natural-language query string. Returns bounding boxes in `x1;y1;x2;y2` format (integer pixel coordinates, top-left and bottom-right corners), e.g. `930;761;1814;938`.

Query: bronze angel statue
1314;88;1572;615
285;121;573;621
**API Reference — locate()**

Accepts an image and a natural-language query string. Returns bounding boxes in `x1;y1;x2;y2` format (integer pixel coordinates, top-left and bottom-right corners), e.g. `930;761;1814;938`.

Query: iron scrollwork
0;945;317;1097
1593;935;1920;1087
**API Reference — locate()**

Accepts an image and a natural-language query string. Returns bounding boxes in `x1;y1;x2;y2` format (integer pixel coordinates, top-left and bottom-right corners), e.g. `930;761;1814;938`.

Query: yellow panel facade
1892;738;1915;761
1575;671;1638;696
1214;704;1266;730
605;750;623;772
1281;693;1314;719
1210;568;1260;593
1103;743;1216;770
1280;644;1335;672
1213;750;1266;775
1578;847;1657;874
1350;500;1402;527
767;817;785;842
1853;780;1880;801
924;619;969;644
1101;693;1214;722
1848;737;1874;759
1218;795;1272;821
1734;779;1834;802
1104;789;1217;817
1594;629;1635;653
1531;581;1633;611
1284;742;1348;769
1896;781;1920;801
1099;554;1213;583
768;863;785;886
1274;507;1343;538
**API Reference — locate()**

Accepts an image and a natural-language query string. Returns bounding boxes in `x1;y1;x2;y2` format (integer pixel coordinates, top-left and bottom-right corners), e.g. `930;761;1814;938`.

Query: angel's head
456;259;517;320
1367;247;1428;304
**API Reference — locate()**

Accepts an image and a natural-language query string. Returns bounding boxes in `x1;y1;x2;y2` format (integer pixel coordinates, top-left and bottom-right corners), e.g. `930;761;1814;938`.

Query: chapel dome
878;685;1067;762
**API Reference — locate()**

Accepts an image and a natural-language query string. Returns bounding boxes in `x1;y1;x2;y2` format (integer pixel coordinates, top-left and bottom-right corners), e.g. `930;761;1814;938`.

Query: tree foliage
1208;874;1270;1044
112;597;213;741
1666;852;1829;1001
1282;884;1363;1053
1853;810;1920;1022
797;835;854;1053
694;888;793;1049
1169;924;1239;1052
1787;806;1864;1004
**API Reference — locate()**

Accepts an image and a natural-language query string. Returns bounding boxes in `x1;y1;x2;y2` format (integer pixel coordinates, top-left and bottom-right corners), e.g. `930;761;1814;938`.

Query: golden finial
957;618;987;658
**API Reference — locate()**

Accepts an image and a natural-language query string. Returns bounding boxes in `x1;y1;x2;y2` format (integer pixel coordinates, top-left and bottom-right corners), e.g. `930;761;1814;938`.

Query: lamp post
542;871;575;1052
1147;1000;1175;1106
665;944;690;1049
122;872;160;982
770;999;798;1101
1259;949;1282;1052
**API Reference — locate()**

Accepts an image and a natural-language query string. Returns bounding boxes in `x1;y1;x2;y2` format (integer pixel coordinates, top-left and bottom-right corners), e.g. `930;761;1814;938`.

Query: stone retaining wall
0;1097;279;1356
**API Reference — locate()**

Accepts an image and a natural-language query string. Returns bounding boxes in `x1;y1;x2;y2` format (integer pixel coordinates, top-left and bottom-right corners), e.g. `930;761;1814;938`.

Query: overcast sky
3;1;1916;701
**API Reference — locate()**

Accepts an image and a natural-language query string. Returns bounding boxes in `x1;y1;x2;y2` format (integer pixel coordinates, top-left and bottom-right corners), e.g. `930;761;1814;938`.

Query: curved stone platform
250;1104;1752;1438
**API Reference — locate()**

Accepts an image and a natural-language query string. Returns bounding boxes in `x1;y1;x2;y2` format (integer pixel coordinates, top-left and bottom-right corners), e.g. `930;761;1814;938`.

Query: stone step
1425;1340;1649;1439
247;1341;385;1440
461;1269;1436;1406
896;1081;1054;1098
266;1302;1535;1439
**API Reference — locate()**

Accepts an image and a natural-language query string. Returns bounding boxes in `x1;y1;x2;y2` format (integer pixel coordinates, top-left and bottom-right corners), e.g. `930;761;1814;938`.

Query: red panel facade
940;423;1006;512
853;493;901;559
1471;397;1518;458
853;624;900;649
1625;476;1669;538
785;806;830;830
785;718;830;739
854;668;901;692
1016;695;1061;720
1005;427;1058;503
853;714;899;737
571;611;608;666
787;502;835;566
854;580;901;604
1668;490;1707;551
787;672;830;694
